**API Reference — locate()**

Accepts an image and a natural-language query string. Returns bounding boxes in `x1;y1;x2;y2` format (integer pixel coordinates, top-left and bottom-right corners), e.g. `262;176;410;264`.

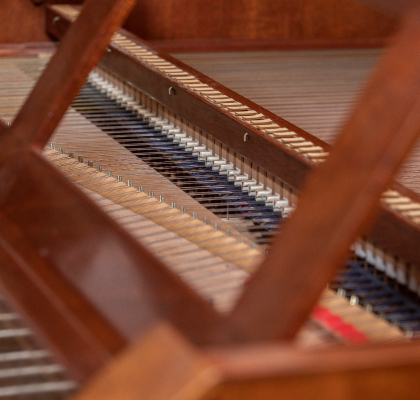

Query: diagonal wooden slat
4;0;136;152
0;0;227;384
0;150;224;382
226;3;420;343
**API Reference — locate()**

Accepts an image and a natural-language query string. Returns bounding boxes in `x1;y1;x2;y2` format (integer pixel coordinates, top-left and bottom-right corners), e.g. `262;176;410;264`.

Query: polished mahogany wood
47;8;420;273
0;0;49;43
71;325;420;399
73;323;216;400
2;0;396;50
0;210;126;382
123;0;398;51
203;340;420;399
226;3;420;342
0;0;81;44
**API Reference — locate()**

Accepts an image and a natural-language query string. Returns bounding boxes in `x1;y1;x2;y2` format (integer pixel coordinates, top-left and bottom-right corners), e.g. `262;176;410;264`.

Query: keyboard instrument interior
1;0;420;398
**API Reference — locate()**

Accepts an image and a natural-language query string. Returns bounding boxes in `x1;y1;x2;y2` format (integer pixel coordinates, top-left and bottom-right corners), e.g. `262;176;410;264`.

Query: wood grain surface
0;0;398;49
124;0;398;51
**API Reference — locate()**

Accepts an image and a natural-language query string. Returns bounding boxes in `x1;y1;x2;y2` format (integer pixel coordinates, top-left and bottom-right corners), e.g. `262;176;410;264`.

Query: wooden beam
226;3;420;342
0;0;226;382
0;151;223;381
4;0;136;153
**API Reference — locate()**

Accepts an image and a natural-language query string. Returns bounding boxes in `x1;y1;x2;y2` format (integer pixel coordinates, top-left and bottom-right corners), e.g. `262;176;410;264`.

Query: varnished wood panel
124;0;399;50
0;0;399;48
0;0;83;44
0;0;49;43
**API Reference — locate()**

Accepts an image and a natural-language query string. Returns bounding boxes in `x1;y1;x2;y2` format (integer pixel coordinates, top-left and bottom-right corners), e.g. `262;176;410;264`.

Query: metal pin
181;206;186;214
87;161;93;167
171;202;176;208
215;223;220;231
238;236;244;243
97;166;102;172
227;229;231;237
50;143;55;150
193;212;197;219
250;242;255;249
59;148;64;154
244;132;249;142
52;16;60;25
349;295;359;306
117;175;122;182
68;152;74;158
127;180;133;187
77;156;83;163
159;195;164;203
108;171;112;177
204;217;207;224
364;303;373;312
139;186;143;192
106;47;112;53
168;87;175;95
148;191;154;198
